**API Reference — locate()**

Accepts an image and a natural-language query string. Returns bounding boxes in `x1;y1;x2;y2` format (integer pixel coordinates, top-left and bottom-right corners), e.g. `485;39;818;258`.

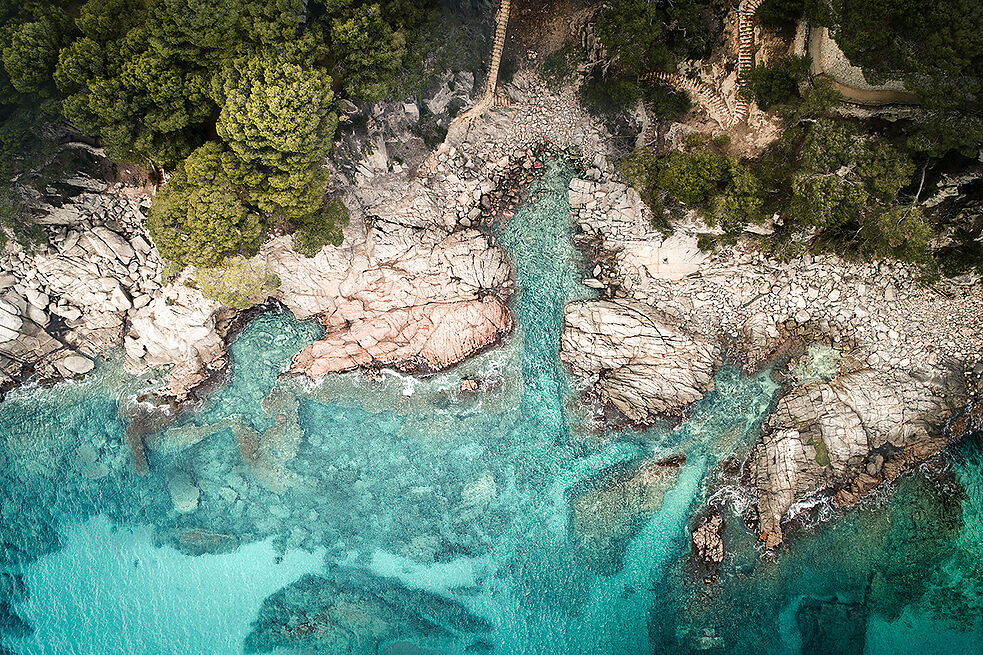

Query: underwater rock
0;572;27;603
567;454;685;575
153;419;235;455
754;369;944;549
167;471;200;514
460;472;497;509
170;529;240;556
236;388;303;493
244;569;490;654
291;297;512;378
795;597;867;655
0;601;33;639
559;299;717;422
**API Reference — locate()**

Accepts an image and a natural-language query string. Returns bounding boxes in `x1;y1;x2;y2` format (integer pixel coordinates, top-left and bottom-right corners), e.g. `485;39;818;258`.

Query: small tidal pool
1;162;981;655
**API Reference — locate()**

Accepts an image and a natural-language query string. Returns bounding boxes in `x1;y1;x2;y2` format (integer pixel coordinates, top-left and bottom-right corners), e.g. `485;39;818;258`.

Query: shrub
641;82;692;122
578;72;643;119
540;45;581;90
193;256;280;310
757;0;806;29
657;149;727;205
291;198;349;257
739;56;811;111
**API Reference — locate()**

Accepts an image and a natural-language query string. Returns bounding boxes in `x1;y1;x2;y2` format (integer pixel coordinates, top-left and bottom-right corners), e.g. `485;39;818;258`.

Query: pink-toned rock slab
291;296;513;377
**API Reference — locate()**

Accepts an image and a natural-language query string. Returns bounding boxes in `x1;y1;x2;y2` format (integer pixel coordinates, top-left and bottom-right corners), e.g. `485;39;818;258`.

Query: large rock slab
291;296;512;377
263;227;511;325
559;299;718;422
261;221;514;380
754;369;944;548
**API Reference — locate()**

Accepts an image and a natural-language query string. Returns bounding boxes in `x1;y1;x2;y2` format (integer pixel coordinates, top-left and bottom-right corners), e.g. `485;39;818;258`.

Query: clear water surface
1;162;980;654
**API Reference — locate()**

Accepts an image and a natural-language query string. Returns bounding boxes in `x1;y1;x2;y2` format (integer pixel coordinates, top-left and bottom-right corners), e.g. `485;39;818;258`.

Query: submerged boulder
567;454;685;575
795;597;868;655
244;569;490;654
167;471;200;514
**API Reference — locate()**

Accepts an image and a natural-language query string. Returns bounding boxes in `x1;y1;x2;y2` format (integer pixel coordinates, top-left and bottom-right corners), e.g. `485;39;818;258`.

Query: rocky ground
1;169;163;390
559;173;983;549
2;65;610;403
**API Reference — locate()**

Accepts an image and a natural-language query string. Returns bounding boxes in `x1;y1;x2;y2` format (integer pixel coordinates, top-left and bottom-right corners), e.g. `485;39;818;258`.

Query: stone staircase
640;0;764;128
640;72;735;128
447;0;511;134
485;0;511;99
733;0;764;123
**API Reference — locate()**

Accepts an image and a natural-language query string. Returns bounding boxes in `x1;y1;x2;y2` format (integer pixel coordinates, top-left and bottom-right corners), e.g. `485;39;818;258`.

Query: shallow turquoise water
1;162;981;654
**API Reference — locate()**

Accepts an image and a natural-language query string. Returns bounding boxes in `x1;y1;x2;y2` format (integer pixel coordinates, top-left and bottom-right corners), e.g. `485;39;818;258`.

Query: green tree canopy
215;53;337;222
147;142;264;267
330;3;407;102
595;0;716;78
2;13;69;99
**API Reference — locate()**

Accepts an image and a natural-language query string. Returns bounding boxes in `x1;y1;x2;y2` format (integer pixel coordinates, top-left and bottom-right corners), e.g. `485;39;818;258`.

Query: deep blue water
0;162;981;654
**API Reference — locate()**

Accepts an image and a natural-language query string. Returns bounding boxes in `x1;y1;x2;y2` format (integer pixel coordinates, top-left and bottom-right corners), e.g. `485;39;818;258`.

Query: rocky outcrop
265;227;511;325
753;369;946;549
1;176;162;389
263;215;515;378
566;161;983;557
291;296;512;376
125;280;226;400
568;454;685;574
691;508;725;582
560;299;718;422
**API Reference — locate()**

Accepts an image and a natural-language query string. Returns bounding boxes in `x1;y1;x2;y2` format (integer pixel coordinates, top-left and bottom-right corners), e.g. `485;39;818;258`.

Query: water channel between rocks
1;161;980;655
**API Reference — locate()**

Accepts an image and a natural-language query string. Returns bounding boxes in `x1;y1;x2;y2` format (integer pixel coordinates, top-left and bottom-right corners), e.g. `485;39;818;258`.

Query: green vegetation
621;113;934;265
539;45;581;91
595;0;717;78
618;140;765;240
739;56;811;111
582;0;717;122
0;0;437;265
292;197;349;257
193;256;280;309
146;143;264;268
756;0;808;29
757;0;983;157
809;437;831;467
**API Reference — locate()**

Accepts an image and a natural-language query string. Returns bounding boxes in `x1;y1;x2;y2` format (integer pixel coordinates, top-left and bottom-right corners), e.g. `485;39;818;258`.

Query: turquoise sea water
1;162;981;654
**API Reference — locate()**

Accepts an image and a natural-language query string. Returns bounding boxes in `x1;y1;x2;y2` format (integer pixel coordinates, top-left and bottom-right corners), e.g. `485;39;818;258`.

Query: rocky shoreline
558;171;982;550
2;67;981;562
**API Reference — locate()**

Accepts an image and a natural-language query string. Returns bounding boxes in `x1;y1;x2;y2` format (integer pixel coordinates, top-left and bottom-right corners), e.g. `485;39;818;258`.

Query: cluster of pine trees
0;0;435;264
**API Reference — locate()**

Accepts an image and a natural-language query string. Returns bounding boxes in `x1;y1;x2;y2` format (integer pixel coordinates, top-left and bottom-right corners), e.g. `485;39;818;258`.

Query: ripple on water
1;161;981;654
